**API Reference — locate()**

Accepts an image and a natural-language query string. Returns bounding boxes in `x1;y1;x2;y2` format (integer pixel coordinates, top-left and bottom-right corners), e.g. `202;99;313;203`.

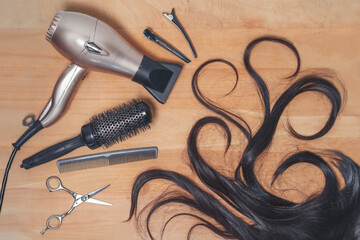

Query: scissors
41;176;112;234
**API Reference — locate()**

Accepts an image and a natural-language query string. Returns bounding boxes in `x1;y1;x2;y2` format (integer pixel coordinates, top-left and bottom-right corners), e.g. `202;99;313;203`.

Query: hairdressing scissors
41;176;112;234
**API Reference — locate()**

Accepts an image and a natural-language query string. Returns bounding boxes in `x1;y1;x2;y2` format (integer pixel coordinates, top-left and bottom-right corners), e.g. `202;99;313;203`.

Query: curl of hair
128;36;360;240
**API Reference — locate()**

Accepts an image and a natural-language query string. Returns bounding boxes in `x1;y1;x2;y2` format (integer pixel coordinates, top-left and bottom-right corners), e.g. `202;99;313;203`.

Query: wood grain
0;0;359;239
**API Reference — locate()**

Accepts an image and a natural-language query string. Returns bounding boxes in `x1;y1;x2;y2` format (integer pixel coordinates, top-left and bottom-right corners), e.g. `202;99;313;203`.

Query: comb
57;147;158;173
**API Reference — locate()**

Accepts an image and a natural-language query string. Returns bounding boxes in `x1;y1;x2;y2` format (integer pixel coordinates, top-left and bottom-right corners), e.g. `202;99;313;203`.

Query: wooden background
0;0;359;239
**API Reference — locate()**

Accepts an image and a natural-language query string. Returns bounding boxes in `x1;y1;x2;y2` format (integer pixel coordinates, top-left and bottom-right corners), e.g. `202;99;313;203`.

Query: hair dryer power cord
0;147;18;213
0;118;43;214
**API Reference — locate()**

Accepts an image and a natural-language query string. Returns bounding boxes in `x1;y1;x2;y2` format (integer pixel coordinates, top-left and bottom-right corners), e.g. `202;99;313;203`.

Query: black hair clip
143;28;191;63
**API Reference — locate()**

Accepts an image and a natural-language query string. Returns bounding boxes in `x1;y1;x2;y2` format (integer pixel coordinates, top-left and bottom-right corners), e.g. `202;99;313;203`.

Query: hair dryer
42;10;181;126
13;10;182;150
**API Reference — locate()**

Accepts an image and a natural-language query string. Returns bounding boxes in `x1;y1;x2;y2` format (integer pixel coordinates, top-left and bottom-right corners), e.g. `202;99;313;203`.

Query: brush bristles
89;99;152;148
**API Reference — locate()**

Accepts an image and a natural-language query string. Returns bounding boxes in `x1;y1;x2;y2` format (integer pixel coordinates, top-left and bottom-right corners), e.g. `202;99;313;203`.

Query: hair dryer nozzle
132;56;182;104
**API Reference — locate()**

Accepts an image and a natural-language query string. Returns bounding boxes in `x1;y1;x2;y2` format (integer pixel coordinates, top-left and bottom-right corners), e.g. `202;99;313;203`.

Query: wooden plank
0;1;359;239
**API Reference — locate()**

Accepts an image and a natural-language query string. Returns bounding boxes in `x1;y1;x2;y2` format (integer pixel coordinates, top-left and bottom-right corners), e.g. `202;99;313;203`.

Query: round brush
20;100;151;170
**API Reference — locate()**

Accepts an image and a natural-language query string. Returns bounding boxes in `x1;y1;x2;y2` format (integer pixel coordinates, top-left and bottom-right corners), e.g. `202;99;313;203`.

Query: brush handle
20;135;85;169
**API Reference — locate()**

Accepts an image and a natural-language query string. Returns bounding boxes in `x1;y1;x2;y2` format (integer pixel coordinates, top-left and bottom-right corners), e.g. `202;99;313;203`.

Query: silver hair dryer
12;10;182;149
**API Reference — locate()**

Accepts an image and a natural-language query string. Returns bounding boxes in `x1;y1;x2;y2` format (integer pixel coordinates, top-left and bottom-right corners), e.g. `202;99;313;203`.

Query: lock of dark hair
128;37;360;240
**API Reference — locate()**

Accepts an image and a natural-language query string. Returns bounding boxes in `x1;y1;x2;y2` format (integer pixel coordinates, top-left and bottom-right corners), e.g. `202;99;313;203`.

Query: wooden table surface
0;0;359;239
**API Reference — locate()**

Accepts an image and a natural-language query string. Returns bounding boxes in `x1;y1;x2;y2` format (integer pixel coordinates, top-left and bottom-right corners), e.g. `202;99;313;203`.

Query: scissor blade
83;184;111;202
86;198;112;206
75;193;112;206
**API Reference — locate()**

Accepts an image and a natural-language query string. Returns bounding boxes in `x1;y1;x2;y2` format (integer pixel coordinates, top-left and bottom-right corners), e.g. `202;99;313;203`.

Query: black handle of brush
20;135;85;170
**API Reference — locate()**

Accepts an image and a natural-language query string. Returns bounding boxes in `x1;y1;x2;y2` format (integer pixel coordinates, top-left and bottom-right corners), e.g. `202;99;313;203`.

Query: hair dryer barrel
46;11;143;76
46;10;182;104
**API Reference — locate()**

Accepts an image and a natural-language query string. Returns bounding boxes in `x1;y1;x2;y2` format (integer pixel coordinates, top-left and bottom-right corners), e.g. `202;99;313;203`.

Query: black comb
20;100;151;169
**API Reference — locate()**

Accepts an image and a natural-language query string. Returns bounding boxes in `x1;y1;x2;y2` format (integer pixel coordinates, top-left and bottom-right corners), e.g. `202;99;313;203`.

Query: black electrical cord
0;119;43;214
0;147;18;213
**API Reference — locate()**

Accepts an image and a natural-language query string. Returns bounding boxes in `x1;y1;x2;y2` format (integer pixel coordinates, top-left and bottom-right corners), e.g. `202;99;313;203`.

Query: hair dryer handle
38;64;87;127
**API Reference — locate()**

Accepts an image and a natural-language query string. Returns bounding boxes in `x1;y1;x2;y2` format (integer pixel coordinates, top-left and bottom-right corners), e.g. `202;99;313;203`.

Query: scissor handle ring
46;176;62;192
46;215;62;230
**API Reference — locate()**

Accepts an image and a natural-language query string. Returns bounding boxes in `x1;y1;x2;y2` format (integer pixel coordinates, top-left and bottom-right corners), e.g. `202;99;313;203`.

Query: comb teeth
59;158;109;173
45;11;63;42
90;99;152;148
57;147;158;173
